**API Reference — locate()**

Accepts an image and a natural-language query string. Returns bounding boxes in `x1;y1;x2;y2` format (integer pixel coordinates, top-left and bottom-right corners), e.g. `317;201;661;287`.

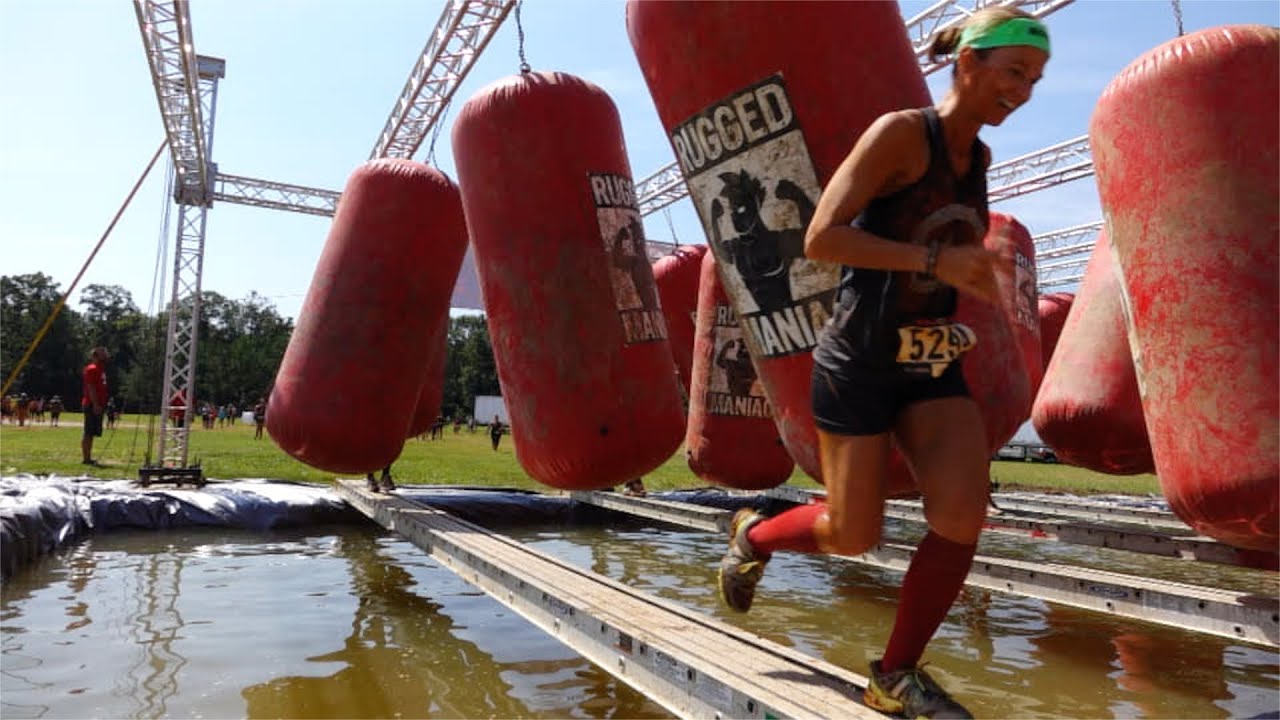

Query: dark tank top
813;107;989;374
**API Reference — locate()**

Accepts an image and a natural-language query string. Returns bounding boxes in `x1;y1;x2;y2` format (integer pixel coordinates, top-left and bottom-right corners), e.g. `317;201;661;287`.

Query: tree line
1;272;500;420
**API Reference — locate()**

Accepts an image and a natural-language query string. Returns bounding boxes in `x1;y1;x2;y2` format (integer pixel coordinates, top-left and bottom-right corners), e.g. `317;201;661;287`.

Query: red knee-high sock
881;530;977;673
745;502;826;557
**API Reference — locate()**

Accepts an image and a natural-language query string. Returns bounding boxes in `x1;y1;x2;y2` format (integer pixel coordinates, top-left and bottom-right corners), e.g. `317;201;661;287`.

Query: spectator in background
48;395;63;427
15;393;29;427
253;397;267;440
105;397;118;429
489;415;505;451
169;390;186;428
81;346;109;465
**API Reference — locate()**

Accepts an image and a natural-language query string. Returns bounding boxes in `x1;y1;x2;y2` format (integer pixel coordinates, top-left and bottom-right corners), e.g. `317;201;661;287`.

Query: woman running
716;9;1050;718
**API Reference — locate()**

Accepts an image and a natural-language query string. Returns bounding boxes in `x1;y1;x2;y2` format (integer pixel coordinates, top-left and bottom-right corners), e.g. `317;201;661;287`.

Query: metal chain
515;0;531;73
426;98;451;165
663;207;680;245
1171;0;1185;37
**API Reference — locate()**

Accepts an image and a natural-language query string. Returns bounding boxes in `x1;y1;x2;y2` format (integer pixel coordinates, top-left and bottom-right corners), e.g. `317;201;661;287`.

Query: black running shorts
811;361;970;436
83;410;104;438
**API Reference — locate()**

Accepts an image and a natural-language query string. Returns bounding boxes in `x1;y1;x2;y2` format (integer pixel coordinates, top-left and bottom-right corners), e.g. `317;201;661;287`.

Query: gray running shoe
717;508;768;612
864;660;973;719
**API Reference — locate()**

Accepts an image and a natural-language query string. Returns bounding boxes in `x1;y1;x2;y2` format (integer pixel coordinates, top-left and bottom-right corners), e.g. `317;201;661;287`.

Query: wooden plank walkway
334;479;884;720
570;491;1279;648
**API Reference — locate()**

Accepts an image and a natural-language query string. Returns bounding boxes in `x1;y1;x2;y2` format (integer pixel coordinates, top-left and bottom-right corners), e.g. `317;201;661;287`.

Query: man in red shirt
81;346;109;465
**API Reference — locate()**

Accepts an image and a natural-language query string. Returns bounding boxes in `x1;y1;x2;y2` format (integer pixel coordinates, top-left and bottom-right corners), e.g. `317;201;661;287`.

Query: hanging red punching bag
1038;292;1074;372
1033;230;1154;474
627;0;928;479
407;327;451;439
452;71;685;490
686;251;795;489
268;159;469;473
652;244;708;394
1091;25;1278;549
988;213;1043;396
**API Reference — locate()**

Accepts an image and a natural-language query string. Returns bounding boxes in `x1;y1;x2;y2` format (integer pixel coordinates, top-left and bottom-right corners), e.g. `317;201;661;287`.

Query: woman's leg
858;391;987;718
719;367;892;612
881;394;989;672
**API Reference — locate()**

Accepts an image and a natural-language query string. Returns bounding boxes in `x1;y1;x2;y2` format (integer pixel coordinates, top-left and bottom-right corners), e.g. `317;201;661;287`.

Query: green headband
959;17;1051;56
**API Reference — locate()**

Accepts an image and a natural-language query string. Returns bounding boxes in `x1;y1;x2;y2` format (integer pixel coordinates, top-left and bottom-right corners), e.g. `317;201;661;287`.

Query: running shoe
864;660;973;719
717;508;768;612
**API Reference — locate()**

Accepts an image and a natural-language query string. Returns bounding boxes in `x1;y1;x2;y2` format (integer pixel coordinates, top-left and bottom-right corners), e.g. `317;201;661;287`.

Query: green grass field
0;413;1161;496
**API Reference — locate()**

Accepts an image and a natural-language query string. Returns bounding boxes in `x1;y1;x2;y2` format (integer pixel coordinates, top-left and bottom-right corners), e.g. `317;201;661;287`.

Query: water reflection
3;536;193;720
3;519;1274;720
239;530;523;718
241;530;666;719
120;547;189;718
3;528;671;720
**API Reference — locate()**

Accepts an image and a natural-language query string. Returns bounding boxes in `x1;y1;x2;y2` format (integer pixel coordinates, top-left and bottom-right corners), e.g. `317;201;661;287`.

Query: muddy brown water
2;520;1276;719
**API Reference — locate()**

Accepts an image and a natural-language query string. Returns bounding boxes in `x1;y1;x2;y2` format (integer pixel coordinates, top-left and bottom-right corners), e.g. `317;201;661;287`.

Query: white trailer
473;395;509;426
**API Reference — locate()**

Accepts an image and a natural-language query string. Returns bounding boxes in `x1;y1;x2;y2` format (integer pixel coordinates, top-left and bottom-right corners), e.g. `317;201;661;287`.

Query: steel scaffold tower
154;63;219;473
134;0;222;477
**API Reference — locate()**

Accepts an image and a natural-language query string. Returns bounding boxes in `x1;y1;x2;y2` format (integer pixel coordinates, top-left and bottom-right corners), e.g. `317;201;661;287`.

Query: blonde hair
928;6;1035;62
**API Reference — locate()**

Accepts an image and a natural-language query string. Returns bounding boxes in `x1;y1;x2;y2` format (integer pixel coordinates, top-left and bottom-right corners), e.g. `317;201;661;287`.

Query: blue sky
2;1;1276;322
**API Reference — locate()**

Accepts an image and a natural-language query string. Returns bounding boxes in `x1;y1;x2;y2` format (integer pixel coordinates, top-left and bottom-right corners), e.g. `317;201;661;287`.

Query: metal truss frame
1037;255;1091;289
1032;221;1103;289
213;174;341;217
133;0;220;205
211;181;678;265
635;163;689;217
988;135;1094;202
156;50;221;470
369;0;516;159
1034;220;1103;260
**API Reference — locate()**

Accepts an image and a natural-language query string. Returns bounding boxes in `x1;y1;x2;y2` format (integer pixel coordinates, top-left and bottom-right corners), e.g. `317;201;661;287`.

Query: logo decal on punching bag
672;75;838;360
1013;250;1038;333
705;303;773;418
590;172;668;346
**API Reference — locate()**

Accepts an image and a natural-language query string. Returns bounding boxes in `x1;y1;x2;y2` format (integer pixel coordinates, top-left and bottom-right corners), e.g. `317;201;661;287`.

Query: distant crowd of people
2;393;64;427
162;389;268;439
418;413;505;449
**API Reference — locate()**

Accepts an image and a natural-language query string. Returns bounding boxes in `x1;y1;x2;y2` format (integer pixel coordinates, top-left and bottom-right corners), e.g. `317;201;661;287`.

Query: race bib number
896;322;977;377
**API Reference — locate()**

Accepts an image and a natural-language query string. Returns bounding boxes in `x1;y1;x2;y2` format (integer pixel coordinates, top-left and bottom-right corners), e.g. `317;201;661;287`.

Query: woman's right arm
803;111;928;272
804;112;1003;305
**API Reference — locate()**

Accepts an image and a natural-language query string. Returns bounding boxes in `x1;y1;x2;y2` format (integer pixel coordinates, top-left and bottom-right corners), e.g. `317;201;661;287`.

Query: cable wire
1;140;168;399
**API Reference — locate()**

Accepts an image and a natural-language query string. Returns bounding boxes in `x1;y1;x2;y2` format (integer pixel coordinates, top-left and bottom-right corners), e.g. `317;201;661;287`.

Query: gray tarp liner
0;475;358;580
0;475;763;581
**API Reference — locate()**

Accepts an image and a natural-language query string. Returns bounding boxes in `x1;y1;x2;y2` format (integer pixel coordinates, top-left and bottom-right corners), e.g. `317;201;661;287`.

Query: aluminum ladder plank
767;485;1206;546
887;499;1277;569
334;480;883;720
571;491;1279;648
